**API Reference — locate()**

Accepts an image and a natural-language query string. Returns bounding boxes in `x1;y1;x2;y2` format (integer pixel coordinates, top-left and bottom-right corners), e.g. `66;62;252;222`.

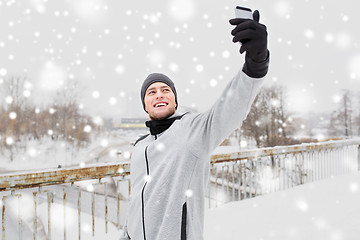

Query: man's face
144;82;177;120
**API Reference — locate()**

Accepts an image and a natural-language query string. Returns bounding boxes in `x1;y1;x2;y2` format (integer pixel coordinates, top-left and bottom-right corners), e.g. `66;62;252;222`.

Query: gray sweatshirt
124;70;265;240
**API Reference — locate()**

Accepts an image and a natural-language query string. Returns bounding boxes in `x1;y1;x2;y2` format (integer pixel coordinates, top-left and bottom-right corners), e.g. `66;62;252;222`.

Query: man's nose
155;91;164;98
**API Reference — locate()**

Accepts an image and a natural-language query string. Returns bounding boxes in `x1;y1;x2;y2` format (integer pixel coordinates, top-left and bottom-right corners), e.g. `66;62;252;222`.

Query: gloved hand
230;10;268;62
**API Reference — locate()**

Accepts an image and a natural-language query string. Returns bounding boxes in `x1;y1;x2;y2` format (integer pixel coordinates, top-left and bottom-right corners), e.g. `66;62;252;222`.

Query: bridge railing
0;139;359;239
0;163;131;240
206;139;360;207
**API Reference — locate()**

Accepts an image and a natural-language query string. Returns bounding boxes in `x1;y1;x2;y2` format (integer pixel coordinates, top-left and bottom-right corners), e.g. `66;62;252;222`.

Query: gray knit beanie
141;73;178;112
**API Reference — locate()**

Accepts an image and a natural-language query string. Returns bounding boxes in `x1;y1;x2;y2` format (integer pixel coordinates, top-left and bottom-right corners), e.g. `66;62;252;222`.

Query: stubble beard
149;108;176;121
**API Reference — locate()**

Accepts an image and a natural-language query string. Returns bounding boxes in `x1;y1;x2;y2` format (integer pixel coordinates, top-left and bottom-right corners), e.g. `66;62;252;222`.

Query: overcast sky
0;0;359;119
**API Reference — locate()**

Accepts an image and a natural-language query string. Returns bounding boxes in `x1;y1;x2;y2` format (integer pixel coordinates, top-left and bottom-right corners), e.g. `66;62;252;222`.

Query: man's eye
148;91;155;95
163;89;170;92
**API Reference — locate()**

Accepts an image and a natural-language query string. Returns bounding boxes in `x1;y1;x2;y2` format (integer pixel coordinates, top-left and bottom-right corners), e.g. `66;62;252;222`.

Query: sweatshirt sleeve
184;70;266;157
120;225;131;240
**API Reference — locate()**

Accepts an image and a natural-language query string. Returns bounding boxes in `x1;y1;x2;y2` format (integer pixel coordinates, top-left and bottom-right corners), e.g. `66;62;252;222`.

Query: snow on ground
0;132;136;173
204;172;360;240
37;201;123;240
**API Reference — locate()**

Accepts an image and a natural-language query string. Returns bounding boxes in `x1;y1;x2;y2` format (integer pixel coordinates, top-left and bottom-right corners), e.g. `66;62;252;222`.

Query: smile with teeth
154;102;168;108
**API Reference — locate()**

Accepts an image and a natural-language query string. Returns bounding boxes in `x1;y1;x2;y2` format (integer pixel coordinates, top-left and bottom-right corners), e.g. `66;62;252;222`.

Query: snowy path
3;173;359;239
204;173;360;240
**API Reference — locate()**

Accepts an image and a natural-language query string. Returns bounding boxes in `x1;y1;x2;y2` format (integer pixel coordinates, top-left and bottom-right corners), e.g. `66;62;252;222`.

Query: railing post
47;192;52;240
358;144;360;171
2;196;6;240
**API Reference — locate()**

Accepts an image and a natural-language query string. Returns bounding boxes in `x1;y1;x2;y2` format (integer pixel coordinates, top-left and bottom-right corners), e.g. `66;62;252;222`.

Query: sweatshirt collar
145;113;185;136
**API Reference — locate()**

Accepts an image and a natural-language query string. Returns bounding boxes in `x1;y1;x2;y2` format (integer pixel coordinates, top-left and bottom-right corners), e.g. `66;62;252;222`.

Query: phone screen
235;6;253;19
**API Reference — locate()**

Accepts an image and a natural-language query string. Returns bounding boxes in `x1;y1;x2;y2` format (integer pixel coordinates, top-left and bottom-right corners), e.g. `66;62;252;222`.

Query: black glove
230;10;268;62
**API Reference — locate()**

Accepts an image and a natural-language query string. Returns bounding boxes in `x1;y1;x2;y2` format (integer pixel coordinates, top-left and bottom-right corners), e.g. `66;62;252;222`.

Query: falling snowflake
38;62;66;91
100;139;109;147
82;223;92;234
83;125;92;133
332;94;342;103
156;142;165;151
304;29;315;39
115;64;125;74
348;54;360;79
87;184;95;192
349;182;358;192
9;112;17;119
341;14;349;22
109;97;117;105
274;1;292;18
93;116;104;125
270;99;280;107
23;90;31;98
196;64;204;72
185;189;193;197
167;0;196;22
169;62;179;72
209;79;217;87
329;230;343;240
92;91;100;99
123;151;131;159
67;0;107;24
27;147;38;158
6;137;14;145
49;108;56;114
335;33;352;49
0;68;7;76
295;199;309;212
144;175;152;183
147;49;165;66
222;50;230;58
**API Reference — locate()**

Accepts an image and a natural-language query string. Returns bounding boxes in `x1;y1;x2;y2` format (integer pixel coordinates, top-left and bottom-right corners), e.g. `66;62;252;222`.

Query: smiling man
121;10;269;240
141;74;178;121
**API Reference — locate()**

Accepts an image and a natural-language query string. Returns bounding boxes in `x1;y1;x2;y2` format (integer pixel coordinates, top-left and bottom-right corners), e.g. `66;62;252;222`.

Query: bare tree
328;90;353;138
0;76;95;159
355;92;360;136
49;80;93;148
241;84;301;147
0;76;37;160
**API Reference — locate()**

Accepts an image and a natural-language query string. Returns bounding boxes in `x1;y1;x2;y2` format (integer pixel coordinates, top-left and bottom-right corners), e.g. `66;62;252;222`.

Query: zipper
181;202;187;240
141;145;150;240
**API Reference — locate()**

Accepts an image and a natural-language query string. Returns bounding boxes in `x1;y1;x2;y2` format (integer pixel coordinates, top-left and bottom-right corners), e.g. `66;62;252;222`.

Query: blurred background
0;0;359;171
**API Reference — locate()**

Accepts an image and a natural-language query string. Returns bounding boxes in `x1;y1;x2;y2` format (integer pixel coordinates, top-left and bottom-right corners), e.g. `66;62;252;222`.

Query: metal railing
0;139;359;239
0;163;131;240
206;139;360;207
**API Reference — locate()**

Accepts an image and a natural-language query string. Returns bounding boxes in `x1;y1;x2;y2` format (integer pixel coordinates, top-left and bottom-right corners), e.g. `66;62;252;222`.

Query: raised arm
184;10;269;156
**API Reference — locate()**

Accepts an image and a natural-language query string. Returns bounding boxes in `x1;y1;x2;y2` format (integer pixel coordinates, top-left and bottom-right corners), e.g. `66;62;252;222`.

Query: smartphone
235;6;253;20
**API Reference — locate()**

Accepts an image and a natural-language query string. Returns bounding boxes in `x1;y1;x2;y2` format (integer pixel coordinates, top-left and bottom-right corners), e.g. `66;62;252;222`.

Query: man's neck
146;112;185;136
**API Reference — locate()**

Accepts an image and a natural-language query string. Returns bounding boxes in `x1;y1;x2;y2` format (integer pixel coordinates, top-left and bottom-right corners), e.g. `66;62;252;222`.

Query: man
122;10;269;240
